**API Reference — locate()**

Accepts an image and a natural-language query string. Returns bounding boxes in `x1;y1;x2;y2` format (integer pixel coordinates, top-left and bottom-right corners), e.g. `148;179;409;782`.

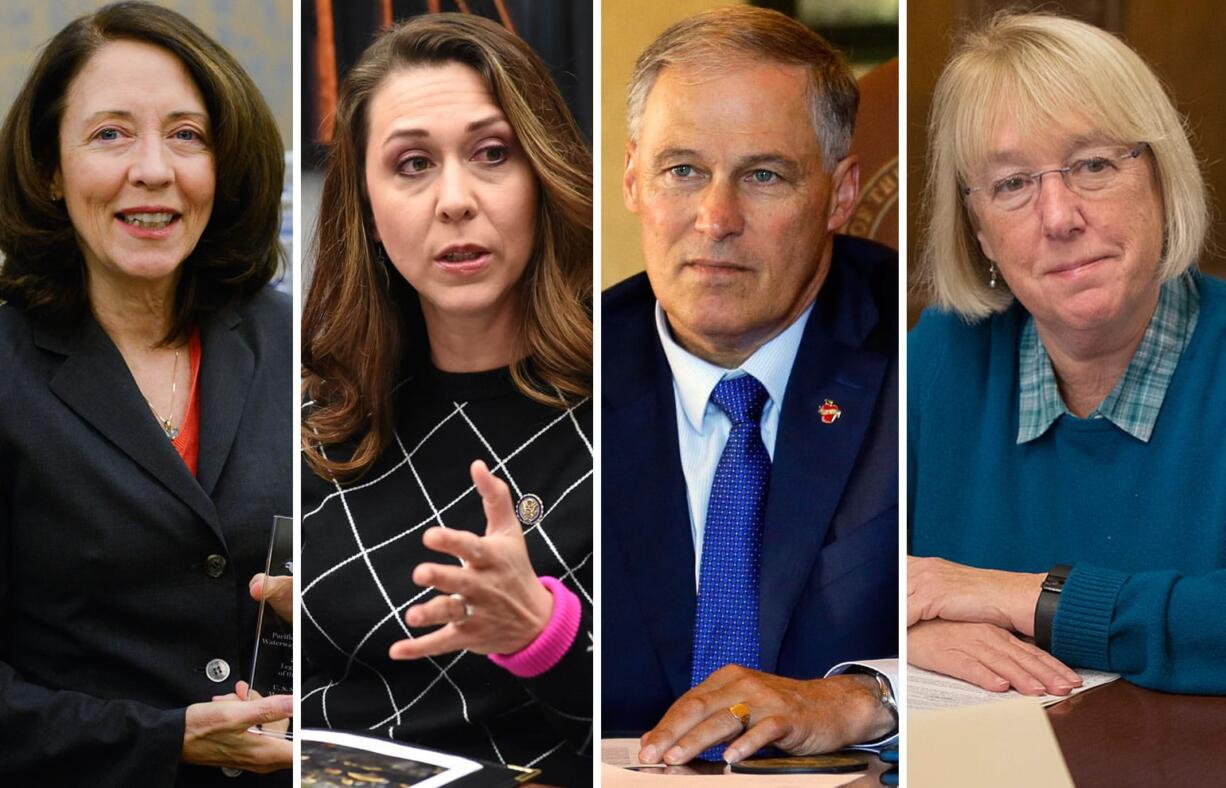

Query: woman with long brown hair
300;13;592;785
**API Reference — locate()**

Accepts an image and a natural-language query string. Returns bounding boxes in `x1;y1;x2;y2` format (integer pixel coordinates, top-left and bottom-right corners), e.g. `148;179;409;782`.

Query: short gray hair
626;6;858;172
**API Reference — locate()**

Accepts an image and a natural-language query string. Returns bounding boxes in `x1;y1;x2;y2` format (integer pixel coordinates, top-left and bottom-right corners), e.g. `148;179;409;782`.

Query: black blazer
0;289;292;787
601;236;900;732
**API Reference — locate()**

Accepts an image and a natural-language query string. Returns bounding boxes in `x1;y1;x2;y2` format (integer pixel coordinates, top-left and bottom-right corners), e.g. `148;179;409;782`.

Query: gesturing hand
908;619;1082;696
907;556;1044;635
389;460;554;660
181;693;293;773
638;665;895;766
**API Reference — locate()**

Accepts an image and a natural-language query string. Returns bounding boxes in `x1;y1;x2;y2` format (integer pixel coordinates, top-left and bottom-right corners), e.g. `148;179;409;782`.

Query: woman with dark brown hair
300;12;592;786
0;2;291;785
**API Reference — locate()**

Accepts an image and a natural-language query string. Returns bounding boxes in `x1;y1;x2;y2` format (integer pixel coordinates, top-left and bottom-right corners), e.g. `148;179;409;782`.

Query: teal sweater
909;273;1226;694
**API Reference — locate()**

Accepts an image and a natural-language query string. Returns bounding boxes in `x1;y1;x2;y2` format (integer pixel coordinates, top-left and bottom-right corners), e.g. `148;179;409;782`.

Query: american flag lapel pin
818;399;842;424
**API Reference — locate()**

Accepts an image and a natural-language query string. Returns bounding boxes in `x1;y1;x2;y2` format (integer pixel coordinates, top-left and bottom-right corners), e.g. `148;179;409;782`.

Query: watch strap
1034;564;1073;652
842;667;898;736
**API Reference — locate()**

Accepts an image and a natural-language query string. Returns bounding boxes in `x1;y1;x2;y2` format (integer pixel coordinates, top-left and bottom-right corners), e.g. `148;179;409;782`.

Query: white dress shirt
653;299;812;585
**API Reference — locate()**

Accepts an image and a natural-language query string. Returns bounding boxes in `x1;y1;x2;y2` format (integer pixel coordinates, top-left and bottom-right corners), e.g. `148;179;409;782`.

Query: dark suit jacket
602;235;899;732
0;289;291;787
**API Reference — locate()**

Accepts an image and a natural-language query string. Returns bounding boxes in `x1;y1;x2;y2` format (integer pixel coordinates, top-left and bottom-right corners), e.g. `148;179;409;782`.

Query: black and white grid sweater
302;364;593;786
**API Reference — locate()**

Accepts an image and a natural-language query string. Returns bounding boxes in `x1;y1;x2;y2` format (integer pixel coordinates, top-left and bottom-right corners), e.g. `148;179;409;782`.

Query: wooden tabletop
1046;680;1226;786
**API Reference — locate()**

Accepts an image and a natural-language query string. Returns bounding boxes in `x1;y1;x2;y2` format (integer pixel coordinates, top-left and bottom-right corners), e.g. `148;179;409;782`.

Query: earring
374;244;391;289
49;184;62;201
988;261;998;289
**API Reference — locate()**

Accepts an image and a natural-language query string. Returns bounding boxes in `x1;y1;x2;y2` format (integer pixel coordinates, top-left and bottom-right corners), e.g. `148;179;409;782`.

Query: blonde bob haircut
917;12;1209;320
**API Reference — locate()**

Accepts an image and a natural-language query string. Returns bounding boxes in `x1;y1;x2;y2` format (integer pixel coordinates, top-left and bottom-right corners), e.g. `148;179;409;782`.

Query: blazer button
205;658;231;683
205;554;227;578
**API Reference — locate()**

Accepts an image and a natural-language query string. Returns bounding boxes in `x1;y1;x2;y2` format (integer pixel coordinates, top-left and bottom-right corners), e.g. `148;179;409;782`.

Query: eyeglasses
962;142;1149;212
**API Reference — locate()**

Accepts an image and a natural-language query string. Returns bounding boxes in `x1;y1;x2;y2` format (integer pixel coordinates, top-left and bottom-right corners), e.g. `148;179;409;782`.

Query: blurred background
301;0;593;287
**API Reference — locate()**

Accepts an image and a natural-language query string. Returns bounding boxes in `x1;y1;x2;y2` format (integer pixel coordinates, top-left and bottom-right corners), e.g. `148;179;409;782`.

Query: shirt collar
1016;274;1199;444
655;300;813;432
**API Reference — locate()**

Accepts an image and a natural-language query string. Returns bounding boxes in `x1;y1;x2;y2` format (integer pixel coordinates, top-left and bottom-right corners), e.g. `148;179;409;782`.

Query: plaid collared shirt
1017;274;1200;444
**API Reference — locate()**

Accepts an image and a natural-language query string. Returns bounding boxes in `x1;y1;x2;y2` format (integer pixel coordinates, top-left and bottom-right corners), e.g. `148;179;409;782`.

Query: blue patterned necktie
690;375;771;759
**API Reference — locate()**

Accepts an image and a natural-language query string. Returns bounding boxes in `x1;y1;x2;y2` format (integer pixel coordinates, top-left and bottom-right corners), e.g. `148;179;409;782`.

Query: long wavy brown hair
302;13;592;481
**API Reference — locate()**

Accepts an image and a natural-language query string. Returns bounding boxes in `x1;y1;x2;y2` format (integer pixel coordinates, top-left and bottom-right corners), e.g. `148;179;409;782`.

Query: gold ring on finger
728;702;751;731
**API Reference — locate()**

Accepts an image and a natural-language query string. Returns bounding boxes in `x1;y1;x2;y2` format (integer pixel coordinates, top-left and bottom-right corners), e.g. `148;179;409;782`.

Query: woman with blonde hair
301;13;592;784
908;12;1225;696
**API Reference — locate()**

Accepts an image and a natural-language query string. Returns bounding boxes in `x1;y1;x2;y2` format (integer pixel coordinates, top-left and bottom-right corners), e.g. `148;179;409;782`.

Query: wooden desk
1047;680;1226;786
840;756;892;786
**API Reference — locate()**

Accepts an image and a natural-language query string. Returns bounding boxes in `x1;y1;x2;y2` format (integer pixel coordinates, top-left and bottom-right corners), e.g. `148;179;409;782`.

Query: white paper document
600;738;878;786
908;664;1119;711
599;761;870;787
601;738;667;769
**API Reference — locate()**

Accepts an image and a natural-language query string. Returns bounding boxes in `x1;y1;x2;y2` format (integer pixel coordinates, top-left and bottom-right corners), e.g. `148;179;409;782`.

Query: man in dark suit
603;6;898;765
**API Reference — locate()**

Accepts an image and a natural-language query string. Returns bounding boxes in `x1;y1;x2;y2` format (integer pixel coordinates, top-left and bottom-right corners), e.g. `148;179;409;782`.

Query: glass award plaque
248;514;293;739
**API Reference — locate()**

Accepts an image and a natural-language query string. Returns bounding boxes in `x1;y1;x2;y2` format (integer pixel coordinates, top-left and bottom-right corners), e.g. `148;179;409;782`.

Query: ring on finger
449;593;474;621
728;702;751;731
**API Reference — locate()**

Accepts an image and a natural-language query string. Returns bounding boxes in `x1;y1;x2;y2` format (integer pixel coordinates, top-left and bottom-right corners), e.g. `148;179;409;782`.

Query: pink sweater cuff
488;577;581;678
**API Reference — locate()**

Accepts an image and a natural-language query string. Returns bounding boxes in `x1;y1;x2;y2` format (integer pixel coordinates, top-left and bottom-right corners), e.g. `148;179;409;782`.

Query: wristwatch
1034;564;1072;652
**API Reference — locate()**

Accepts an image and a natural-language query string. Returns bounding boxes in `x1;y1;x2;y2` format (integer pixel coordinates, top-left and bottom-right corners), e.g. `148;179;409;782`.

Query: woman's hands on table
907;557;1082;695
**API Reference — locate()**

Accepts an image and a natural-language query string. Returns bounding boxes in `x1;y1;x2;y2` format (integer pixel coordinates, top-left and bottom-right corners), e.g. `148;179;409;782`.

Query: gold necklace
146;347;181;439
